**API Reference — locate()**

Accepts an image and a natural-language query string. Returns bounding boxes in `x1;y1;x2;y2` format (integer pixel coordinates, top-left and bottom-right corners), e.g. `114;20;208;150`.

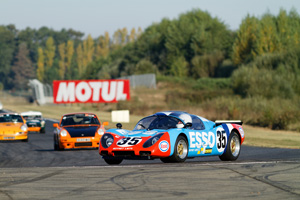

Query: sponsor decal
159;140;169;152
189;128;227;153
205;148;212;154
53;80;130;104
189;131;215;149
116;137;142;147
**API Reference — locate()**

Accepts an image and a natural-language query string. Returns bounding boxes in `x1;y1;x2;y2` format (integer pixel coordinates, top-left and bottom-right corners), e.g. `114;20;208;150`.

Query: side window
189;115;205;130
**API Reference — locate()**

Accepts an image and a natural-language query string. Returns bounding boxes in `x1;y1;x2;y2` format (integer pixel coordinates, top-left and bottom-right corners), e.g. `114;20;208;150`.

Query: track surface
0;117;300;199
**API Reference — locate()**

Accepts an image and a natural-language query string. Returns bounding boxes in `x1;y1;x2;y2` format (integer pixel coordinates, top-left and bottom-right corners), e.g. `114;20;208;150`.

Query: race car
21;111;45;133
0;113;28;142
99;111;245;165
53;112;109;150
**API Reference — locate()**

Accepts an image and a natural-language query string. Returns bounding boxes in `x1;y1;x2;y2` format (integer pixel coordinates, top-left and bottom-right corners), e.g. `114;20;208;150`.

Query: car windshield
60;114;100;126
0;114;24;123
23;115;42;120
134;115;181;130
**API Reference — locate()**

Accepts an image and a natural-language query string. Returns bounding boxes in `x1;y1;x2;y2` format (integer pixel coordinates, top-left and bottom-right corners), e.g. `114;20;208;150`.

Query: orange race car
0;113;28;142
53;113;108;150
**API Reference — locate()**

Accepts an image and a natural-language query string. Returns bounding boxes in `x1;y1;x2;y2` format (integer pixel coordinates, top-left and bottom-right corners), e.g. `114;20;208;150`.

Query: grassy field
1;92;299;149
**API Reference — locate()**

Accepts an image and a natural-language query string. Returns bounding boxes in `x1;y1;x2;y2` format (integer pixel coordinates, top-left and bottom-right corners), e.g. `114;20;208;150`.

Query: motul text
53;80;130;103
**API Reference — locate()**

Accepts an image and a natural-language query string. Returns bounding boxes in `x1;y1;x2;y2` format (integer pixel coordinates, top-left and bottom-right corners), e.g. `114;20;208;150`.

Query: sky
1;0;300;38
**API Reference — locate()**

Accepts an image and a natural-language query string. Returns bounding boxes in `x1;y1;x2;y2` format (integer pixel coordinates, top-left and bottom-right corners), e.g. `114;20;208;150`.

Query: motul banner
53;80;130;104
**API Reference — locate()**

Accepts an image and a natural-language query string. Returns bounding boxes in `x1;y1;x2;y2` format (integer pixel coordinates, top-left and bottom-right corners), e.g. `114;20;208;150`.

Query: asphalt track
0;118;300;199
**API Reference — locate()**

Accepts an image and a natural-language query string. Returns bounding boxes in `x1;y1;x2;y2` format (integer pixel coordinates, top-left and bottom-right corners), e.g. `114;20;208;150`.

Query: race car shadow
35;148;98;152
0;140;27;143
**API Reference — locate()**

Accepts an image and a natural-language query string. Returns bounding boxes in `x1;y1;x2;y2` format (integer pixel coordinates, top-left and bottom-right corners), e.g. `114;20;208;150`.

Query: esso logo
159;140;169;152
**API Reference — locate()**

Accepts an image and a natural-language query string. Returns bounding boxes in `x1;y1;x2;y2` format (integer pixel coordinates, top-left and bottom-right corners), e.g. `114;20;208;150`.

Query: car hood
108;129;166;137
64;126;98;137
0;123;23;134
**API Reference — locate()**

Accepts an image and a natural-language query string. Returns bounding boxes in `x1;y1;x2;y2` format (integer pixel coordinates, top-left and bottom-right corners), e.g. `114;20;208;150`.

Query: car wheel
103;157;123;165
161;136;188;163
219;131;241;161
22;138;28;142
54;135;61;151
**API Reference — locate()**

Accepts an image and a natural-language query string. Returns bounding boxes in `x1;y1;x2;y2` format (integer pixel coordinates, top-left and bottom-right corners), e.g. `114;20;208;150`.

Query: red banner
53;80;130;104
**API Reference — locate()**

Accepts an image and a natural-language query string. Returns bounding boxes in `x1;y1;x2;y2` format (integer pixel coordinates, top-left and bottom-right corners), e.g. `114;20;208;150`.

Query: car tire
22;138;28;142
161;135;188;163
54;135;62;151
103;157;123;165
219;131;241;161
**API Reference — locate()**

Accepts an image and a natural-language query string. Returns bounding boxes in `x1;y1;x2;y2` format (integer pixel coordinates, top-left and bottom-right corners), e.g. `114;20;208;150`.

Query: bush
201;96;300;130
231;66;294;99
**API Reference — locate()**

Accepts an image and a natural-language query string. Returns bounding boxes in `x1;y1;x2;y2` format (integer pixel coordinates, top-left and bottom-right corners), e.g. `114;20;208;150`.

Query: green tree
37;47;45;82
0;25;15;89
96;32;110;58
129;28;136;42
83;35;94;66
66;40;74;79
44;37;56;69
58;43;66;79
256;14;279;55
232;15;260;65
76;44;84;76
11;43;35;90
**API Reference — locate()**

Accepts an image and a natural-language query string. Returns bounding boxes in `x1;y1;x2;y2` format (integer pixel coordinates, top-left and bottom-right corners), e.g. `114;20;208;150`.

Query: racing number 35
217;130;226;149
117;137;142;146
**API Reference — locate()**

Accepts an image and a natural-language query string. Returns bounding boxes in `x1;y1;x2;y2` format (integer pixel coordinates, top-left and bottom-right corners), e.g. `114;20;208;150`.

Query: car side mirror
116;123;122;129
53;123;59;128
185;122;192;128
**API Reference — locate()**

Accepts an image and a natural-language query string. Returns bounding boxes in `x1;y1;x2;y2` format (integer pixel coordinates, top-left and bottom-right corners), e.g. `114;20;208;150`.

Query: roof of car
21;111;42;116
62;112;97;116
0;113;21;116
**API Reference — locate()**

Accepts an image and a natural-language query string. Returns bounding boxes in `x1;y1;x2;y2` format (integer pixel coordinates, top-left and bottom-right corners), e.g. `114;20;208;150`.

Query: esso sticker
116;137;142;147
159;140;169;152
216;128;227;153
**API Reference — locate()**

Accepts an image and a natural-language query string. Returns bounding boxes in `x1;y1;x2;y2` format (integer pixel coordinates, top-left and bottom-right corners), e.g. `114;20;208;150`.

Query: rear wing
215;120;243;126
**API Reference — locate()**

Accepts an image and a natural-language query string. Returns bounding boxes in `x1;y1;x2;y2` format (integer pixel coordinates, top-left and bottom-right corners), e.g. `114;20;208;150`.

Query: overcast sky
1;0;299;38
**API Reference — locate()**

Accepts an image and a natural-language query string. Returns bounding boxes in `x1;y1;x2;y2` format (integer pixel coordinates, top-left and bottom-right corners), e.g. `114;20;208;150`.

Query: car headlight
143;133;164;148
21;124;28;132
60;129;68;137
101;133;114;148
97;128;104;135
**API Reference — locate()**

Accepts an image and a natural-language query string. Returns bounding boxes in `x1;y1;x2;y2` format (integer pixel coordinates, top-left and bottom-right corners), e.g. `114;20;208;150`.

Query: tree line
0;8;300;99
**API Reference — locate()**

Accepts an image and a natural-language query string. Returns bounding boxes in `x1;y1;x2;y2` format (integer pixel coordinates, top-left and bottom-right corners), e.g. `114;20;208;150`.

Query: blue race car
99;111;245;165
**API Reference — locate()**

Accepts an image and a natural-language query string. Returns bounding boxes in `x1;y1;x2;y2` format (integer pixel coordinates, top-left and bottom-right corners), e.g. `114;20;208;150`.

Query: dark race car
21;111;45;133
